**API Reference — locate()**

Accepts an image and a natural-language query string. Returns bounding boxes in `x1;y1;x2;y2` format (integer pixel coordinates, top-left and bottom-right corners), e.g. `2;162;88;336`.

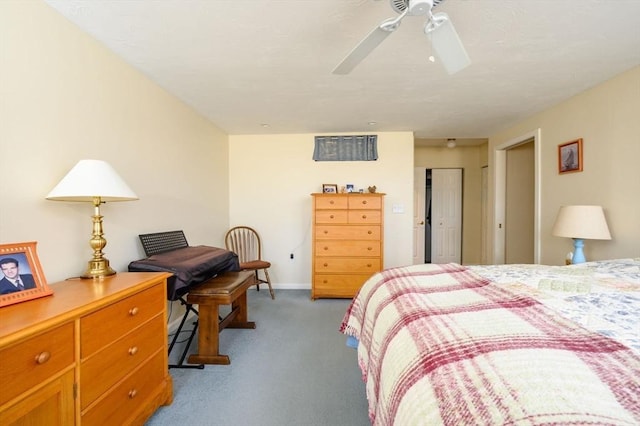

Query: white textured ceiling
43;0;640;141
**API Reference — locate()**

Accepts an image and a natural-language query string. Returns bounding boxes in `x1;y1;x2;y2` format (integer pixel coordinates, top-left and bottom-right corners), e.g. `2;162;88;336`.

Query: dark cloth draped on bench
128;246;240;300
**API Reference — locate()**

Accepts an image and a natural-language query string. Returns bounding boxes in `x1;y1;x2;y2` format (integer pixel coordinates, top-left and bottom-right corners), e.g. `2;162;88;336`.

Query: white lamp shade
46;159;138;202
551;205;611;240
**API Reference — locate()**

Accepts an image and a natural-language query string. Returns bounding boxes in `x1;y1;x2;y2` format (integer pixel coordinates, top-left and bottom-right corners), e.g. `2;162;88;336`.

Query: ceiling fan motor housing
391;0;438;15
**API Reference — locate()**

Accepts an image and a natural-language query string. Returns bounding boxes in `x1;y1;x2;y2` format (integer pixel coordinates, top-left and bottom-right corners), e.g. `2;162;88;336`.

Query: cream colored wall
414;145;485;264
228;132;415;288
488;66;640;264
0;1;230;283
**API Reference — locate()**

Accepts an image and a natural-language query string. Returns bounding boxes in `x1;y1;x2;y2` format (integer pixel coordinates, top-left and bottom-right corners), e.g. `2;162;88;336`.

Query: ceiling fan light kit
333;0;470;75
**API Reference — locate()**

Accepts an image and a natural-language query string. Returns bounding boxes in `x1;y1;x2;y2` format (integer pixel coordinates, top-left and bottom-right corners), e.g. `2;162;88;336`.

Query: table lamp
551;205;611;264
46;159;138;278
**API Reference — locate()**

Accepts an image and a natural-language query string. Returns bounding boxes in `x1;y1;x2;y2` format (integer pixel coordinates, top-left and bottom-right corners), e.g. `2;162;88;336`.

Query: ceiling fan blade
332;24;395;75
425;12;470;74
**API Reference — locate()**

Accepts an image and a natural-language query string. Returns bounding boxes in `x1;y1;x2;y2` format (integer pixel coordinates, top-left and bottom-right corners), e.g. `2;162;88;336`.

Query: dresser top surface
0;272;170;345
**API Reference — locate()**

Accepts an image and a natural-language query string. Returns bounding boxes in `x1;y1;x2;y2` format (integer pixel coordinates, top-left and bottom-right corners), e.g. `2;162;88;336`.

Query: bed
340;259;640;425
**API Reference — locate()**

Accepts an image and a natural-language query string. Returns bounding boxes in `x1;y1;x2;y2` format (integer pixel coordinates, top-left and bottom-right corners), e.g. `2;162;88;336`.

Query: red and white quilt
340;263;640;425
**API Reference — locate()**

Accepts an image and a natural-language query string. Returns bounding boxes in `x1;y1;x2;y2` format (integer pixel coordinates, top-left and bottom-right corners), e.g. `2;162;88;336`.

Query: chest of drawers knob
128;346;139;356
128;389;138;399
35;351;51;364
128;306;139;316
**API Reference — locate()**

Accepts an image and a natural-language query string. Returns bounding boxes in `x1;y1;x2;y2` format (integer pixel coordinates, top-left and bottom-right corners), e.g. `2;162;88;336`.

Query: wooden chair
224;226;275;299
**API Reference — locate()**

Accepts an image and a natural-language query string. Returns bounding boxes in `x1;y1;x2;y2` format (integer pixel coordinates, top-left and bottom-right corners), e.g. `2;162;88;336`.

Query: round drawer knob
330;215;334;219
367;247;372;251
362;215;367;219
323;247;328;251
323;230;328;234
323;263;328;267
330;201;334;204
35;351;51;364
128;346;139;356
128;389;138;399
367;230;372;234
323;280;328;284
367;264;372;267
129;307;139;316
362;201;368;205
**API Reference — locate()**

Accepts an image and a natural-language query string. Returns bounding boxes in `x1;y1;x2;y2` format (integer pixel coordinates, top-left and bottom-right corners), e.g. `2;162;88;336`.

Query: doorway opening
414;168;462;264
493;129;541;264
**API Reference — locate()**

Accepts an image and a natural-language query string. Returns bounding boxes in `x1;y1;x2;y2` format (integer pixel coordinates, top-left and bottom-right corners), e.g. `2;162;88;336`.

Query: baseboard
167;305;196;334
267;283;310;290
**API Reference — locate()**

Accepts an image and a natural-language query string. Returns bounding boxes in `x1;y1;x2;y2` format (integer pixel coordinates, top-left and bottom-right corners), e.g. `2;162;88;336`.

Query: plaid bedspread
340;264;640;425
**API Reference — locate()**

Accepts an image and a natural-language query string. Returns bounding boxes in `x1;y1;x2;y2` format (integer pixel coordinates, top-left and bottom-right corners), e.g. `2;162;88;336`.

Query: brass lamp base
81;258;116;279
80;196;118;279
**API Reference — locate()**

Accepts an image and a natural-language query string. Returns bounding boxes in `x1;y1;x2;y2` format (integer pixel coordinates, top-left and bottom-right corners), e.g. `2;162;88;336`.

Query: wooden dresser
0;272;173;425
311;193;385;299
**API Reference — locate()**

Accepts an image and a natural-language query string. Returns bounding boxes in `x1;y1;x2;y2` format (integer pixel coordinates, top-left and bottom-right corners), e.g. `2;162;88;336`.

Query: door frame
493;128;541;264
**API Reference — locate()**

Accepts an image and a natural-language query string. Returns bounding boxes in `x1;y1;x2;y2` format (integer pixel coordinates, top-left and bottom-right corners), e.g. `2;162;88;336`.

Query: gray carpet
146;289;370;426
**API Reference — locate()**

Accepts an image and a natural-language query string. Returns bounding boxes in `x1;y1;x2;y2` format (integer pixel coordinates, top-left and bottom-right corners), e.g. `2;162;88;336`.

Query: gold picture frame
0;242;53;308
558;138;583;174
322;184;338;194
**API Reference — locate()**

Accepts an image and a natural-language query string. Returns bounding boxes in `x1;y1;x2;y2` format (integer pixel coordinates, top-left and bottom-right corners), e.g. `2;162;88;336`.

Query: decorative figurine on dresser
311;191;385;299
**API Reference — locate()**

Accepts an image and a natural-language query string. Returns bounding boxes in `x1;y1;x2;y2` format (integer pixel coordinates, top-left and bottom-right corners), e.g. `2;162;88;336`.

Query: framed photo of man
0;242;52;307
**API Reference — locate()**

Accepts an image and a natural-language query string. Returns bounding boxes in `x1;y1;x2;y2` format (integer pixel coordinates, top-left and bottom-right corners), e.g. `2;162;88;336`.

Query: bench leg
187;290;256;365
188;302;231;365
228;290;256;329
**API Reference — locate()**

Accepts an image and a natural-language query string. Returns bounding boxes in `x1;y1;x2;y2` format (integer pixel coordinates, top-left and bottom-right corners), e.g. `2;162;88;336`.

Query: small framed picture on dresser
322;184;338;194
0;241;53;307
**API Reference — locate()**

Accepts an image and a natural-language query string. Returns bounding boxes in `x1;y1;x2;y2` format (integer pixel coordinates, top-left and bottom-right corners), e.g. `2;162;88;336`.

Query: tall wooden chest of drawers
311;193;385;299
0;272;173;425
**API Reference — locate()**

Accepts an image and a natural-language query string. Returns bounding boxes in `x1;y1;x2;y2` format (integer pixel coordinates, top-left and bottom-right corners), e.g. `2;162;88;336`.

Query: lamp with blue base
571;238;587;264
552;205;611;265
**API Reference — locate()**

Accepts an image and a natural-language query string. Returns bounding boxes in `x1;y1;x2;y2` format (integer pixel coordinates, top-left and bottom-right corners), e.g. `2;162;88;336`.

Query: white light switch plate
392;204;404;214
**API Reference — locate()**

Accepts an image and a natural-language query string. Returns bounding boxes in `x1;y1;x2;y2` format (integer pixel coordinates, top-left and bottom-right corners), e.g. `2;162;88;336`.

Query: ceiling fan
332;0;470;75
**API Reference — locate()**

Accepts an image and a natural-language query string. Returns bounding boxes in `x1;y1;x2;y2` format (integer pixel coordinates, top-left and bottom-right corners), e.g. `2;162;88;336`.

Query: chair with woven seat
224;226;275;299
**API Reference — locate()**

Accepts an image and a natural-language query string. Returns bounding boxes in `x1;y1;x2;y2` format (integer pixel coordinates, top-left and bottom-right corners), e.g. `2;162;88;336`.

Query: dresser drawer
314;274;373;297
0;322;74;406
314;257;381;273
314;196;348;209
348;195;382;210
315;225;381;240
348;210;381;224
315;240;381;257
80;314;165;409
315;210;348;224
81;284;164;357
81;349;165;426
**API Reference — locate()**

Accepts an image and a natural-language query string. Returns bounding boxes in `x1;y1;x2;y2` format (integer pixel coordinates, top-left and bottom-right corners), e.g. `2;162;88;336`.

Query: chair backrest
224;226;263;263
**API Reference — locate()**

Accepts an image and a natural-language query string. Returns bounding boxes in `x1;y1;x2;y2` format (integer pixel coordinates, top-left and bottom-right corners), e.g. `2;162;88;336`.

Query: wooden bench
186;270;257;365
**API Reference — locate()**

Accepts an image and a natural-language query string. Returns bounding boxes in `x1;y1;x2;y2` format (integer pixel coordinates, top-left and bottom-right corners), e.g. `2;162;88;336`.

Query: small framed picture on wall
558;138;583;174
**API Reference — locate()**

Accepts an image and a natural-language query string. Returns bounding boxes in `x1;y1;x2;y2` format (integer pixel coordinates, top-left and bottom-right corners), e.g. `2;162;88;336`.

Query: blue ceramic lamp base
572;238;586;264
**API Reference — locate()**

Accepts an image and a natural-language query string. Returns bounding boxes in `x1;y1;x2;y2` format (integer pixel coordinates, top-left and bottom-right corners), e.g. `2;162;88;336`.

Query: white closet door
431;169;462;264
